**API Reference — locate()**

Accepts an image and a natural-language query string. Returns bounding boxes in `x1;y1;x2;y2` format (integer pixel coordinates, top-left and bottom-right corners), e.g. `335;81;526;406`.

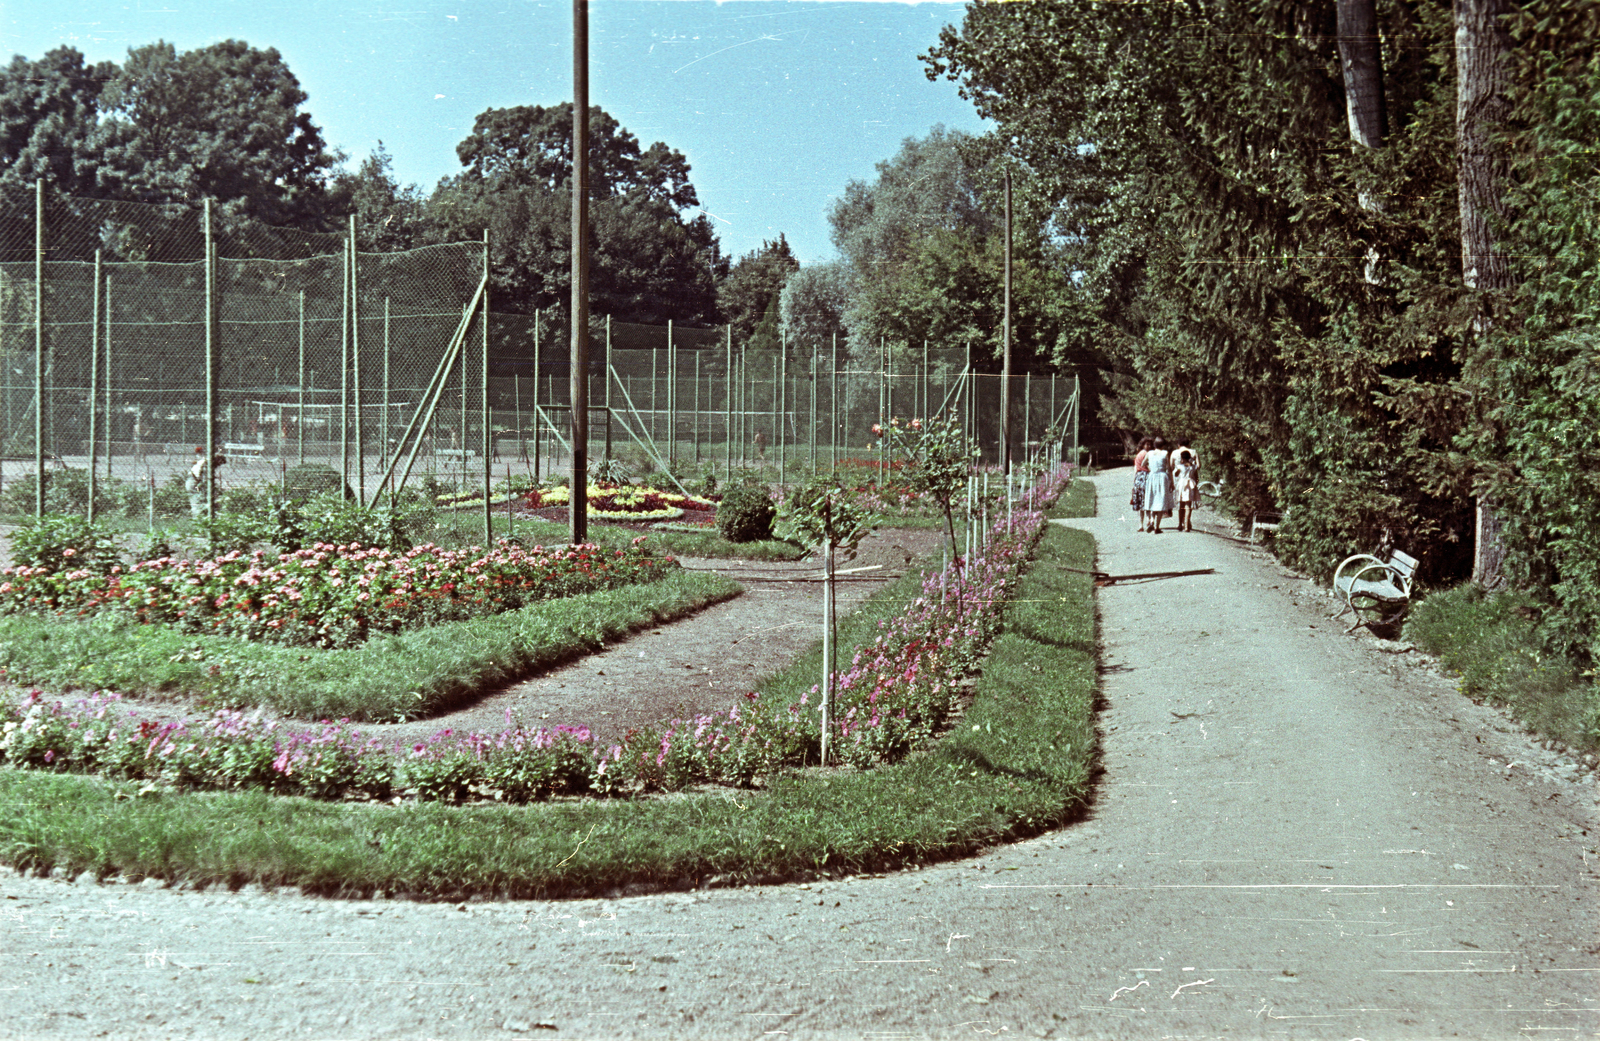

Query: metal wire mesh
2;184;1078;534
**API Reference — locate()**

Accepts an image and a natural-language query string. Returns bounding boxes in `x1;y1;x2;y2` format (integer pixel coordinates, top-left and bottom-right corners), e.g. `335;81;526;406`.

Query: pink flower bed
0;467;1073;801
0;539;675;649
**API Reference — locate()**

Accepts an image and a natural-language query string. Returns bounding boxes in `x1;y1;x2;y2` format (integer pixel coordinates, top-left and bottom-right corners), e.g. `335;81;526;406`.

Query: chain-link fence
3;181;1079;538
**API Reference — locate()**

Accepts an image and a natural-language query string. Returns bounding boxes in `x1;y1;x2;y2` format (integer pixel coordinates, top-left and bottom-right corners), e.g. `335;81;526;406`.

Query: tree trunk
1455;0;1514;296
1337;0;1386;150
1338;0;1386;283
1454;0;1514;591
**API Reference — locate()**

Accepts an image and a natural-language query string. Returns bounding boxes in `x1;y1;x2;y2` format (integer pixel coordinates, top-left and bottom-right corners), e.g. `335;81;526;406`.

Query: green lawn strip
1404;585;1600;755
1050;477;1096;519
0;570;740;723
0;523;1098;897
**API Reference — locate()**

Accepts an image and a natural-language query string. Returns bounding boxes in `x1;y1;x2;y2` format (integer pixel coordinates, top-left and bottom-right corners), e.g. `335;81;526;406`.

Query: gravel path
3;473;1596;1039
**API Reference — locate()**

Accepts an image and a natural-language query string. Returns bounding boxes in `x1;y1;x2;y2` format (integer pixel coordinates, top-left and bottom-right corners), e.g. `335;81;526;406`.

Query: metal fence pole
297;289;306;466
482;229;491;540
339;235;350;493
667;318;675;467
779;333;787;486
87;250;100;522
33;178;44;517
830;333;838;471
350;219;364;504
204;197;218;520
104;274;114;483
693;349;701;464
724;325;732;480
382;297;391;484
604;314;613;462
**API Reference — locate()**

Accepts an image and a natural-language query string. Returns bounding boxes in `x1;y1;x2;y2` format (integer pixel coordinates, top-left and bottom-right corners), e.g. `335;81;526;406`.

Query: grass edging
0;523;1098;899
0;569;741;722
1404;584;1600;756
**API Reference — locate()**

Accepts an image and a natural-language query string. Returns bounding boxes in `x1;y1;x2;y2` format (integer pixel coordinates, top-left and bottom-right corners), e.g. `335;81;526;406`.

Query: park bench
435;448;478;461
1333;548;1419;634
1250;506;1288;541
223;442;265;458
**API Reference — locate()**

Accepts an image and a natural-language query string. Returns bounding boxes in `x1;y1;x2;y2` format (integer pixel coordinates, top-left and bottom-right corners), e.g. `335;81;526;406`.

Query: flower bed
0;539;677;650
527;483;716;522
0;468;1074;802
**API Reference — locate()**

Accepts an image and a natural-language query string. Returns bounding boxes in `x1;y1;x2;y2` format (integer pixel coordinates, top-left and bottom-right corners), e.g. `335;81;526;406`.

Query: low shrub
717;482;777;543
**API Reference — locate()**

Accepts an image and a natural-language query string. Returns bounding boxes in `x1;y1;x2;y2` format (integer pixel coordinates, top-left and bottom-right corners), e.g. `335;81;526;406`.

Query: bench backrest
1389;549;1418;579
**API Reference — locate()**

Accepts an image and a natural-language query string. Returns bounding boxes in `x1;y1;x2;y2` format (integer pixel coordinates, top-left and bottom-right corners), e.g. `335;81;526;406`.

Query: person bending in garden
186;447;227;517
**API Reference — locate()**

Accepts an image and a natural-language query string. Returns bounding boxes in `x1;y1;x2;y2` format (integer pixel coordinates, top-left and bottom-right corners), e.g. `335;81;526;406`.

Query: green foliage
883;410;978;551
283;463;351;503
0;523;1099;897
716;482;777;543
774;475;876;554
7;514;121;574
925;0;1471;583
425;103;724;322
1462;1;1600;665
719;235;799;345
1405;586;1599;753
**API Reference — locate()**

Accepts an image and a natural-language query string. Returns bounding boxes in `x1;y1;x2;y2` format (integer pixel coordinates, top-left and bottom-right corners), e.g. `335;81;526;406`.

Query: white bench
435;448;478;461
223;442;265;457
1250;507;1288;541
1333;549;1418;633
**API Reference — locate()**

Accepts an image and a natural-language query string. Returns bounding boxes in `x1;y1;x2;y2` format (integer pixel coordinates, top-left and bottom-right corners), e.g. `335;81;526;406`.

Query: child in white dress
1173;449;1200;532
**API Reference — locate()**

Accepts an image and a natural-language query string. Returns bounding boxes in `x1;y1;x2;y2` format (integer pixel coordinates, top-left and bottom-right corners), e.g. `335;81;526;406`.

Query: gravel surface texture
2;474;1596;1039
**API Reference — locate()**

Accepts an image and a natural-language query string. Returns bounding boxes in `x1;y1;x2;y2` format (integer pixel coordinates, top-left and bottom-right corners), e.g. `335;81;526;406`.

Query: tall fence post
482;229;492;541
339;233;350;494
667;318;676;467
105;275;115;481
605;314;613;462
350;217;364;504
779;332;787;486
830;332;838;470
204;197;218;520
382;297;391;483
88;250;100;522
34;178;44;517
724;326;733;481
297;289;306;466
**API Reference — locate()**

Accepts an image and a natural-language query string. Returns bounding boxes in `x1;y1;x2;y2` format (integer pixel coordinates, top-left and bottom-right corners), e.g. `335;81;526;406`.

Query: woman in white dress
1142;437;1175;533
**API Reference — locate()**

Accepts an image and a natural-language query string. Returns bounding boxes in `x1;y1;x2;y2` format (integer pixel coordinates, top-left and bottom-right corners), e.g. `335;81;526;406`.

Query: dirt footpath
3;473;1597;1040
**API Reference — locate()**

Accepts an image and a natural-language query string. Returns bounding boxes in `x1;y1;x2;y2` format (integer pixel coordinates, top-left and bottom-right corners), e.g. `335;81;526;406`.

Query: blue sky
4;0;989;265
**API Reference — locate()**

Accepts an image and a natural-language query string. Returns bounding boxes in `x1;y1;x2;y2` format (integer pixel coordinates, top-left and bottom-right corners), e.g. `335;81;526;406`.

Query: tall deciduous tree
341;142;426;253
718;235;798;345
426;103;724;322
0;47;115;195
95;40;343;228
1453;0;1516;589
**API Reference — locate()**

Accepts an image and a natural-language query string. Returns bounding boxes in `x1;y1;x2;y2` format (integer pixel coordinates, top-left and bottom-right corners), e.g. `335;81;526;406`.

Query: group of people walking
1130;436;1200;534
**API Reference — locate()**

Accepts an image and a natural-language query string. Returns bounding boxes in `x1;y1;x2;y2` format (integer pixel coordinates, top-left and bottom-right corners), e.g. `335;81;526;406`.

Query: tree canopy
924;0;1600;663
424;103;725;323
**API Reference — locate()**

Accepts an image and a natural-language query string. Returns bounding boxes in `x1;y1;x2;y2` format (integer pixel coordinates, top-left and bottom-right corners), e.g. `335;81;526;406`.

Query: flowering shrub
0;538;677;649
0;468;1074;802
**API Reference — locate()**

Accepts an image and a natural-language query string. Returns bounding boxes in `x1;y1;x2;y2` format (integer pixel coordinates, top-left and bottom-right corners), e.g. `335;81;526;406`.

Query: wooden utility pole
1001;170;1013;475
569;0;590;544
